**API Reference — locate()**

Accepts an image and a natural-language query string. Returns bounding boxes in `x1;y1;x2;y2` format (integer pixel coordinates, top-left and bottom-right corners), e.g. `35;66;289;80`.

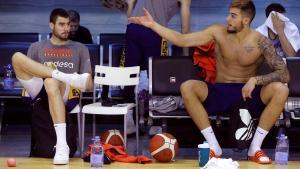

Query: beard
52;28;69;41
227;23;244;33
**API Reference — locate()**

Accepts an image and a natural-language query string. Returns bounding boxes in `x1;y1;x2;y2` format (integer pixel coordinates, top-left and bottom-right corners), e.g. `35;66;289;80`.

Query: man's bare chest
216;41;261;66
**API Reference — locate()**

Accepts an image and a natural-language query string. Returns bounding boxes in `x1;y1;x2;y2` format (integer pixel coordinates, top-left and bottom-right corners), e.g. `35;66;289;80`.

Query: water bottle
198;141;210;167
90;136;104;169
275;134;289;165
3;64;14;90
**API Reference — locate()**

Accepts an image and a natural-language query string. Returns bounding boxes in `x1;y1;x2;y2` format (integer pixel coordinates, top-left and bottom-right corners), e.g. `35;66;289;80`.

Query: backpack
229;99;256;151
29;88;77;158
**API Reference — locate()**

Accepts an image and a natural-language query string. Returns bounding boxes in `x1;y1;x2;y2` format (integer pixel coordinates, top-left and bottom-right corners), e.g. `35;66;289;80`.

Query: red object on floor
102;143;152;164
7;158;16;167
84;143;151;164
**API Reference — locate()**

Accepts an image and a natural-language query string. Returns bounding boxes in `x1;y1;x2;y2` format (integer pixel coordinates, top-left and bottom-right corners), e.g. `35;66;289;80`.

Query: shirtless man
129;0;289;164
12;8;92;164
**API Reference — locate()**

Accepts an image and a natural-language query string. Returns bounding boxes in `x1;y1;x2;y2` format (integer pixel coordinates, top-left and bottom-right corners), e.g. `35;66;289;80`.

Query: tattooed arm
255;36;290;85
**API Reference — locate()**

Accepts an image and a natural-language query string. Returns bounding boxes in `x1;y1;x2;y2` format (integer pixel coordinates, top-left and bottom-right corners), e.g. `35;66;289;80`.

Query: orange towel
84;143;152;164
193;40;216;83
103;143;152;164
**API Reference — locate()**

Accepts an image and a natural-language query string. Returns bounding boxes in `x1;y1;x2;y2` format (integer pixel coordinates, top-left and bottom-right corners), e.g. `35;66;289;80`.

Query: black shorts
22;86;79;112
202;83;266;118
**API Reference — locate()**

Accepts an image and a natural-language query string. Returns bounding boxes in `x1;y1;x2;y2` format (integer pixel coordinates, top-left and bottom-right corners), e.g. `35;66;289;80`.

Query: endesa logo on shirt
43;48;74;69
44;61;74;69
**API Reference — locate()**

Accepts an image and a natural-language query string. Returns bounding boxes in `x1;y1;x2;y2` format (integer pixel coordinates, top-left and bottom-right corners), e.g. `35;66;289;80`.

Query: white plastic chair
81;65;140;154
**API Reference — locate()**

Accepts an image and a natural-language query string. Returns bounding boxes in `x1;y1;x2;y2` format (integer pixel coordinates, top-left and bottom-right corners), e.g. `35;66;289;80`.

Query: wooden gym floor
0;158;300;169
1;120;300;168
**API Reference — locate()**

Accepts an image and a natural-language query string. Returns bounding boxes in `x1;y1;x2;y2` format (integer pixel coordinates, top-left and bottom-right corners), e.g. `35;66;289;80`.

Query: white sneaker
53;144;70;165
70;73;90;91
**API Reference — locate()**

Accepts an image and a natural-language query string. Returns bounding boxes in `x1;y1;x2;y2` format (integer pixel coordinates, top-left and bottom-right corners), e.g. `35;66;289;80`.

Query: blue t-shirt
272;37;287;58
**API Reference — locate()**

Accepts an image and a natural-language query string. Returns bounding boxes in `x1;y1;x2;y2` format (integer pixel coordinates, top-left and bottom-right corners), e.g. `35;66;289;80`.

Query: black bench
0;42;31;133
286;57;300;120
0;33;40;43
148;56;199;131
98;33;125;65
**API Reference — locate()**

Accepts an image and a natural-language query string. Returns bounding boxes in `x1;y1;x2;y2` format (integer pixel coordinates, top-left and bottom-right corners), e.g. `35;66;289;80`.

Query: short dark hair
49;8;69;23
265;3;286;17
229;0;256;23
67;10;80;22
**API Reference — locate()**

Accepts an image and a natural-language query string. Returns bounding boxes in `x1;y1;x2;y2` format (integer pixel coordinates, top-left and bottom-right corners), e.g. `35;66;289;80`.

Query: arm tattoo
244;45;255;53
255;36;290;85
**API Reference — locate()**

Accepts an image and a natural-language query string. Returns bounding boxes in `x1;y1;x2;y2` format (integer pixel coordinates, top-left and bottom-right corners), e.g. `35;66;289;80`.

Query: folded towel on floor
202;157;239;169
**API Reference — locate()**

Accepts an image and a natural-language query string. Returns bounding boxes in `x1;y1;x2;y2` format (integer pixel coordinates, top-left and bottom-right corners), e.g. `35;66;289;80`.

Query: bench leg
0;100;4;135
162;119;168;132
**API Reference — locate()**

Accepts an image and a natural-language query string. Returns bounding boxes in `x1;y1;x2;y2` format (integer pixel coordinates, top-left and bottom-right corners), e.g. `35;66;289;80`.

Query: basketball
101;129;125;146
149;132;179;162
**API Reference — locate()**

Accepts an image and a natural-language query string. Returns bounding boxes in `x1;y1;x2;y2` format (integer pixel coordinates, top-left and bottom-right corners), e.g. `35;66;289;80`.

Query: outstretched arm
255;36;290;85
128;8;215;47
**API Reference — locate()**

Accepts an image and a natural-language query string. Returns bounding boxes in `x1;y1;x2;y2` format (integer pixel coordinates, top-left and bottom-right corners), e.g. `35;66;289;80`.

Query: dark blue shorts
203;83;266;118
124;23;165;70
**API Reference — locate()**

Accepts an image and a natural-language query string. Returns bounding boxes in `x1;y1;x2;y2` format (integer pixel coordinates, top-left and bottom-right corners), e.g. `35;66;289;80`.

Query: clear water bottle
275;134;289;165
90;136;104;169
3;64;14;90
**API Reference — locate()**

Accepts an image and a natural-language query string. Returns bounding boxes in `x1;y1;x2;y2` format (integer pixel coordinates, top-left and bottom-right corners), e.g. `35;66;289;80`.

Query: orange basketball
149;132;179;162
101;129;124;146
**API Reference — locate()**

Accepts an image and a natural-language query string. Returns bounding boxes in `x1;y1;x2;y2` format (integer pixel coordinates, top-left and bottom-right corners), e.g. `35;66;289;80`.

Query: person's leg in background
123;23;164;101
141;24;166;69
123;24;166;136
124;23;144;102
140;26;167;136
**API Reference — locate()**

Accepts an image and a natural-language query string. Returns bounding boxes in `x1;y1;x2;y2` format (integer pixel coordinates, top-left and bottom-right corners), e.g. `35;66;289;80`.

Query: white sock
54;123;67;147
201;126;222;156
248;127;269;156
52;70;89;91
52;70;73;84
